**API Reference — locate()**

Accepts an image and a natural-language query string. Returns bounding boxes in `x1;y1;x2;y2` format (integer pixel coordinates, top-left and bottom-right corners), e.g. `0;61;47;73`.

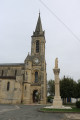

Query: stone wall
0;64;24;104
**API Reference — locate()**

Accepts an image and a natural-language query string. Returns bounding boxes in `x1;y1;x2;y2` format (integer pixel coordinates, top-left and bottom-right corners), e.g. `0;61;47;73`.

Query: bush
76;101;80;108
47;96;53;103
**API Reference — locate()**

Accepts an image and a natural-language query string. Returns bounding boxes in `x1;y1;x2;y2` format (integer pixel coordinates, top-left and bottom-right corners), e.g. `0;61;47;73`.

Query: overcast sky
0;0;80;81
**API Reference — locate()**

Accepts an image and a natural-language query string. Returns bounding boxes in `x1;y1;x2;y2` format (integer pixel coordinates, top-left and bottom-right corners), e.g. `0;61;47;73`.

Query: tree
47;77;78;103
47;79;55;96
60;77;77;103
77;80;80;98
78;79;80;83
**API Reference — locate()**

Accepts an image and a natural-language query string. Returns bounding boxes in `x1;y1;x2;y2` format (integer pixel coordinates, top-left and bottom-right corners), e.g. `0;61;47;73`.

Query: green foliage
48;77;79;101
78;79;80;83
40;107;80;113
77;82;80;98
76;101;80;108
60;77;77;99
47;79;54;96
47;96;53;102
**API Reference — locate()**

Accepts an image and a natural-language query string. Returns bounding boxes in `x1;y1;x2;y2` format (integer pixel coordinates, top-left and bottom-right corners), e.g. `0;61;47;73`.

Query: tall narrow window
25;86;26;90
35;72;38;83
15;70;17;76
23;74;25;80
36;40;39;53
26;72;28;80
7;82;10;91
2;70;3;76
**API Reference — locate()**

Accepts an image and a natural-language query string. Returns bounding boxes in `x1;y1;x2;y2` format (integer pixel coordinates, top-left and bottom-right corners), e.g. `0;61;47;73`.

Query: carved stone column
53;58;62;108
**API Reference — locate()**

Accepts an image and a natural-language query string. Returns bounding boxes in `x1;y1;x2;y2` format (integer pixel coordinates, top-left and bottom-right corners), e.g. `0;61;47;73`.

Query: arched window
26;72;28;80
35;72;38;83
15;70;17;76
7;82;10;91
25;86;26;90
36;40;39;53
27;62;28;65
2;70;3;76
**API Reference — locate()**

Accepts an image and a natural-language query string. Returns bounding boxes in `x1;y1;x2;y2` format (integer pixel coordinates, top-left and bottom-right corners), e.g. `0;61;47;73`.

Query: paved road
0;104;65;120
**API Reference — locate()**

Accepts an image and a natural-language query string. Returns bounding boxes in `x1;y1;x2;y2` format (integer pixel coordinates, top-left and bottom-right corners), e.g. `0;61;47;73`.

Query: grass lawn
40;107;80;113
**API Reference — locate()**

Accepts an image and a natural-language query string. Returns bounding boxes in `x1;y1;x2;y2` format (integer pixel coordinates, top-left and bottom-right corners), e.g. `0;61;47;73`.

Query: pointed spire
35;12;43;32
33;13;44;36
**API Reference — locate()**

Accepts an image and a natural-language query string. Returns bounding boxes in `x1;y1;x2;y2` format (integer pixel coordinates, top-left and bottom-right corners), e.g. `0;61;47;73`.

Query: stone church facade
0;14;47;104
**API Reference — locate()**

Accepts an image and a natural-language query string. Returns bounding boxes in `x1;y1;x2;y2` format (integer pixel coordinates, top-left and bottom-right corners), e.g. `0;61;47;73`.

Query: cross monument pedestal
53;58;62;108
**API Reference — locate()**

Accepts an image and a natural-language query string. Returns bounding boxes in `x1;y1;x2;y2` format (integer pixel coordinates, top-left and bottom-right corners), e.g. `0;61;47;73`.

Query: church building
0;14;47;104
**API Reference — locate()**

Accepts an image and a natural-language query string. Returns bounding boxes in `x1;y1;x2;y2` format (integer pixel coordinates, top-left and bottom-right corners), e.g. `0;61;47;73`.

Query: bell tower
31;13;47;104
31;13;45;57
24;13;47;104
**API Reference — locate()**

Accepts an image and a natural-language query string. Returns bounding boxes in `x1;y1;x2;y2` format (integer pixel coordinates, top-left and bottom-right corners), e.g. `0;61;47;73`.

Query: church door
33;90;38;103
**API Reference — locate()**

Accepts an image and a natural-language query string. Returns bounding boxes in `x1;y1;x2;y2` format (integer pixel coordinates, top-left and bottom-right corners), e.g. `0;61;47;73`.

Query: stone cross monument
53;58;62;108
44;58;71;109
